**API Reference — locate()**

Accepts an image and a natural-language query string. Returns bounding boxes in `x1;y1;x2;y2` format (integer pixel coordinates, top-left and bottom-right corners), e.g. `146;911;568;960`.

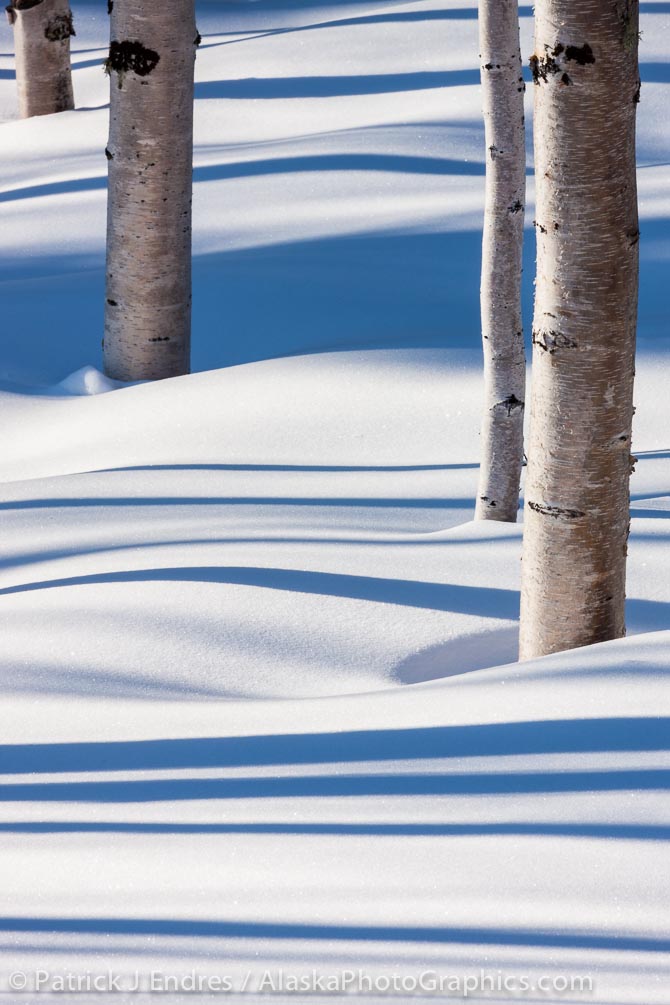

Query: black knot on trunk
496;394;525;417
44;11;75;41
564;43;595;66
105;39;160;78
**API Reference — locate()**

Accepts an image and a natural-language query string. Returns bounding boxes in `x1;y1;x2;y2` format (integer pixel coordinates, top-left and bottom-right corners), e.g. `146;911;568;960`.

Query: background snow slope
0;1;669;1002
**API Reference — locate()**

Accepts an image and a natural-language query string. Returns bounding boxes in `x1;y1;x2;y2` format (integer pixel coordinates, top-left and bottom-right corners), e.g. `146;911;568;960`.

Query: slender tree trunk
103;0;197;382
7;0;75;119
474;0;526;522
519;0;640;659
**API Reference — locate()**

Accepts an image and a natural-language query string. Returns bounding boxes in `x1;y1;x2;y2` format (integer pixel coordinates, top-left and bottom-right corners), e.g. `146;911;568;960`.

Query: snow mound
53;365;125;396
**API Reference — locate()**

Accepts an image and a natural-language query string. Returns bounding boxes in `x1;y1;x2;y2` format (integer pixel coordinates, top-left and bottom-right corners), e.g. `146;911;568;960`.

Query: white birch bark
519;0;640;659
474;0;526;522
103;0;197;382
7;0;75;119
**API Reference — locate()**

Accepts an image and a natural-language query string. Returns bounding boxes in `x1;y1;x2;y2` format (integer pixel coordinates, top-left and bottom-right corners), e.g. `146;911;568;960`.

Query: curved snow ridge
0;348;483;483
1;630;668;747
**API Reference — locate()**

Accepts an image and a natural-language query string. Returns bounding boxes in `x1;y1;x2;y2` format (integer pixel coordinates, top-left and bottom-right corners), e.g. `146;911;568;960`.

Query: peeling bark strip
103;0;197;382
8;0;74;117
520;0;640;659
475;0;526;524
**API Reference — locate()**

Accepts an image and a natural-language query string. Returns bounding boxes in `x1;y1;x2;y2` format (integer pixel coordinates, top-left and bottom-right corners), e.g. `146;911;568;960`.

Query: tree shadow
0;566;518;618
0;496;471;513
202;5;535;48
0;916;666;952
3;717;667;774
641;62;670;83
106;462;479;473
195;70;479;100
1;820;668;841
0;150;490;206
2;768;668;803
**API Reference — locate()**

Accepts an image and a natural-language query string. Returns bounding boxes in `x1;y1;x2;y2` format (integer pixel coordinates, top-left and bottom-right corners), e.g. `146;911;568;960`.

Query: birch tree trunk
103;0;197;382
519;0;640;659
7;0;75;119
474;0;526;522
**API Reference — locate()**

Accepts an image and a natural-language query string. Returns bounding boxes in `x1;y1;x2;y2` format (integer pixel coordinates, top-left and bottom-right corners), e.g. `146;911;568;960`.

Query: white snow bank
0;1;669;1002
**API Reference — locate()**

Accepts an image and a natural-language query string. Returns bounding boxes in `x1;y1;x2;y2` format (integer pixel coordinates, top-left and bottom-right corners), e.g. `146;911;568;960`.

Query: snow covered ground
0;1;669;1002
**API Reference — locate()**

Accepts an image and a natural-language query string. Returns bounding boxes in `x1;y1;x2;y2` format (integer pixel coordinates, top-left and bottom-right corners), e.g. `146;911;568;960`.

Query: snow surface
0;1;669;1002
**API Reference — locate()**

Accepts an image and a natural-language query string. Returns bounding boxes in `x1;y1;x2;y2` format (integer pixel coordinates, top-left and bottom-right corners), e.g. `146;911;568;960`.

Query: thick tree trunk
474;0;526;523
103;0;197;382
519;0;640;659
7;0;75;119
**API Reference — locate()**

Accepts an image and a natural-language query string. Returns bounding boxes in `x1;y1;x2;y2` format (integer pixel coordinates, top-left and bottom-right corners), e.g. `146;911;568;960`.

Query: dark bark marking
44;10;74;40
53;68;72;111
149;337;170;342
627;227;640;246
495;394;525;416
528;501;585;520
532;329;577;354
479;496;497;508
12;0;45;10
508;199;524;214
534;220;548;234
104;39;160;79
194;30;202;46
564;43;595;66
531;41;594;86
106;298;118;306
634;79;641;103
107;0;113;12
104;147;113;161
530;50;560;84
